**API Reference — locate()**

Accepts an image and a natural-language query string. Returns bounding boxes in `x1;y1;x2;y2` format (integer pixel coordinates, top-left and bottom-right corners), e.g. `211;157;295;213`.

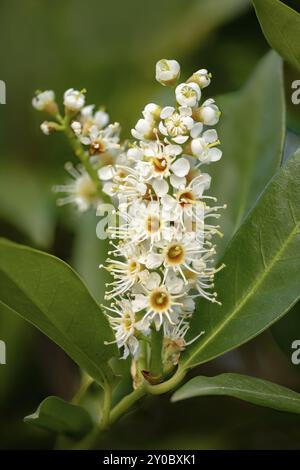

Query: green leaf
0;163;56;248
252;0;300;72
211;51;285;256
72;211;110;303
24;396;93;438
172;373;300;415
0;238;118;386
181;149;300;370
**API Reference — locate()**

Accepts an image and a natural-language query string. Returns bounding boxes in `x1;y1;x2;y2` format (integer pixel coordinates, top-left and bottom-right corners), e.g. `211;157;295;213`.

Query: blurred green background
0;0;300;449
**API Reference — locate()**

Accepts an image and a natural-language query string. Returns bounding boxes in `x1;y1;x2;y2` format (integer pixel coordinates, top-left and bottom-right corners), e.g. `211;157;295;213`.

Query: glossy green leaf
210;51;285;256
24;396;93;438
172;373;300;415
252;0;300;72
0;238;118;385
182;149;300;370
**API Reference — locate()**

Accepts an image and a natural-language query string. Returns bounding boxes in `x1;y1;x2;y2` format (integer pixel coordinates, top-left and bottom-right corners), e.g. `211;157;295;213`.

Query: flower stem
150;327;163;378
109;385;146;426
61;114;110;203
145;365;187;395
100;379;112;430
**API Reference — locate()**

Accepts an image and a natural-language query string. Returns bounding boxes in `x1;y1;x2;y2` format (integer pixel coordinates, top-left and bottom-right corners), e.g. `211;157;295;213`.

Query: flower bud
131;118;155;141
40;120;61;135
188;69;211;88
143;103;161;121
175;82;201;107
32;90;58;115
155;59;180;86
192;99;221;126
64;88;86;113
70;120;82;136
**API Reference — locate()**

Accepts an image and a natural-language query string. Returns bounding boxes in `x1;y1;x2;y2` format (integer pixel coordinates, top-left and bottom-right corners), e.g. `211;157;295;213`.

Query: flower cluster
32;88;122;211
101;59;225;364
33;60;225;376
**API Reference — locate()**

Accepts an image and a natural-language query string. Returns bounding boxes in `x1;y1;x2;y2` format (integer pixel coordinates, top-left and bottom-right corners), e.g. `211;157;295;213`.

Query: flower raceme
33;58;225;381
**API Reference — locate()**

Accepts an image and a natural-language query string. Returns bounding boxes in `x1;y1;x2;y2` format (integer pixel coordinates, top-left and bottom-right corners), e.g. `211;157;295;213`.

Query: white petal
98;165;114;181
94;110;109;128
160;106;175;119
209;148;222;162
191;138;205;156
136;118;152;134
190;122;203;139
80;136;91;145
166;275;184;294
158;121;168;136
165;144;182;156
102;182;115;196
146;252;163;269
161;194;177;209
170;174;186;189
179;106;192;116
182;116;194;130
146;272;161;290
173;135;189;144
171;157;190;177
152;178;169;196
131;129;141;140
132;294;148;312
191;174;211;196
127;147;143;160
203;129;218;143
136;182;147;195
128;336;140;358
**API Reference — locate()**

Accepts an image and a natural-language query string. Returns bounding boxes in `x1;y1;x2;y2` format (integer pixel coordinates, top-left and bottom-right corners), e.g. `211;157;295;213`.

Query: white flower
140;141;182;180
104;299;148;359
53;162;99;211
108;200;175;248
132;272;186;330
163;315;204;366
81;123;120;155
191;129;222;164
64;88;85;112
175;82;201;107
193;99;221;126
190;69;211;89
103;250;149;300
159;106;194;144
32;90;57;114
131;118;155;141
145;234;207;282
187;257;225;305
155;59;180;86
